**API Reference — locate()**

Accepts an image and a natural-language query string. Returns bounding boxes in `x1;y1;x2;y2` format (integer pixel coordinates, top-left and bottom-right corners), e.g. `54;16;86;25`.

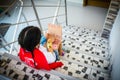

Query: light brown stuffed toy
46;23;63;56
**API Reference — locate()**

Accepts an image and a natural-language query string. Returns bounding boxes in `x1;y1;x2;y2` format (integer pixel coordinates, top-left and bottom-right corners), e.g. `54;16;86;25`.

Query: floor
67;3;108;31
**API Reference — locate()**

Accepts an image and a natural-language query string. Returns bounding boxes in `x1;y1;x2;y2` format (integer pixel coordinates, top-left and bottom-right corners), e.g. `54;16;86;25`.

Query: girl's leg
54;50;59;61
58;43;64;56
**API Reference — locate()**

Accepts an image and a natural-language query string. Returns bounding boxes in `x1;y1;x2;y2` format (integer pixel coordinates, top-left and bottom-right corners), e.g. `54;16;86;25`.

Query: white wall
67;0;83;4
109;9;120;80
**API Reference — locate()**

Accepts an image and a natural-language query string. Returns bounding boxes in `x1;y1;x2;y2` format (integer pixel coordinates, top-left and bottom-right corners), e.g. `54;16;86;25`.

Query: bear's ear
47;34;51;39
48;23;62;40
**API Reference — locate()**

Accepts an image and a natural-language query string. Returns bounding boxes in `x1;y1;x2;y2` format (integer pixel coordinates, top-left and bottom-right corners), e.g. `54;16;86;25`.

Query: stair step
90;69;110;80
63;25;100;38
61;48;110;73
62;33;109;51
63;25;108;41
62;39;109;59
63;25;100;36
0;55;67;80
62;27;109;45
54;59;110;80
56;59;91;80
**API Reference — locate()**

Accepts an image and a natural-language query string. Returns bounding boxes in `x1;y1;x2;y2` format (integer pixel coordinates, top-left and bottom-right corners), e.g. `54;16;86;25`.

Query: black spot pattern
45;74;50;79
13;74;19;79
23;74;29;80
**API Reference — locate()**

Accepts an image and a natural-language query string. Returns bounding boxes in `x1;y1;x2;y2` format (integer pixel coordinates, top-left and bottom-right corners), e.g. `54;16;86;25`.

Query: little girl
40;23;64;60
40;33;63;61
18;26;63;70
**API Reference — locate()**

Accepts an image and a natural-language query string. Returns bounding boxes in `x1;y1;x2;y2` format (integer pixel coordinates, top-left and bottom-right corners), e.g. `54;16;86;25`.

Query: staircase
52;25;111;80
0;25;111;80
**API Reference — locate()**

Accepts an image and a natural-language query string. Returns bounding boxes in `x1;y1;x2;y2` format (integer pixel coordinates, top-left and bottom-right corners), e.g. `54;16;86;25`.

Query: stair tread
62;48;110;72
55;59;110;80
63;33;109;49
62;28;108;45
0;55;67;80
62;40;109;59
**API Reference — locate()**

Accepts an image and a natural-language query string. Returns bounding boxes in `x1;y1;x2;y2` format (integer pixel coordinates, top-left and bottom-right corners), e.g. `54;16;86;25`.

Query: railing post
31;0;43;34
52;0;61;24
10;0;23;54
64;0;68;26
22;12;29;26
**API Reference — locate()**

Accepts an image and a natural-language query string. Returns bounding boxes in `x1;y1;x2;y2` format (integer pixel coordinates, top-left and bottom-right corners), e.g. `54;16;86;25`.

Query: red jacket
18;47;63;70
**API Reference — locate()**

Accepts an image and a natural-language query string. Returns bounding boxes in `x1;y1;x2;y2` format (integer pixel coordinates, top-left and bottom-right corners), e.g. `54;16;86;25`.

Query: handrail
9;0;23;54
0;5;65;7
0;40;18;49
0;14;65;29
64;0;68;26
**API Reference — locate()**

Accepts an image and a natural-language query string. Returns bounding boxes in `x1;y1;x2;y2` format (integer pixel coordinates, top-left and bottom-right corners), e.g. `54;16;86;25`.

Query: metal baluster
31;0;43;34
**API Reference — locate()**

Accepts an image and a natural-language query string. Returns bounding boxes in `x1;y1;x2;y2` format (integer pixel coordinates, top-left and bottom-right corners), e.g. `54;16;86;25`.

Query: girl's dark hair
18;26;41;52
18;26;41;64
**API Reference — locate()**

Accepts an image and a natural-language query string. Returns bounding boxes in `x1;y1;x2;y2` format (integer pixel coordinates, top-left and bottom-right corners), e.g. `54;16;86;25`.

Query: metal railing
0;0;68;55
9;0;23;54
